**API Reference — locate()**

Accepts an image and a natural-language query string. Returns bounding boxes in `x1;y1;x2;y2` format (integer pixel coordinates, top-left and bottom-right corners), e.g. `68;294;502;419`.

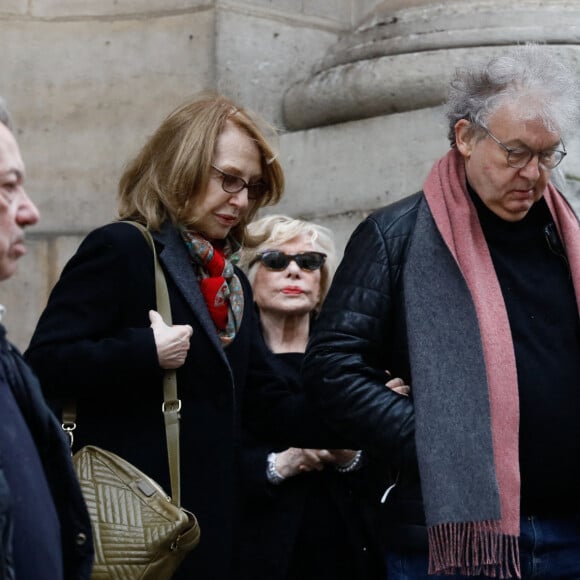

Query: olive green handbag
63;221;200;579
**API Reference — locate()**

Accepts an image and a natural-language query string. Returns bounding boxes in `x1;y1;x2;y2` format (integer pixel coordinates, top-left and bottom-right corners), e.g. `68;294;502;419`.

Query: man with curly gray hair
303;43;580;578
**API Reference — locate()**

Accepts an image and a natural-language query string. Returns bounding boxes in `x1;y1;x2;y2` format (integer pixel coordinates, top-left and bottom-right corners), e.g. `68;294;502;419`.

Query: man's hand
386;374;411;397
149;310;193;369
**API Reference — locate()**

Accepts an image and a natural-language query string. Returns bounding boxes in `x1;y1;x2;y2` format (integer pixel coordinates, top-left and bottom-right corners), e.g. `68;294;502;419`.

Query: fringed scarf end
428;521;521;578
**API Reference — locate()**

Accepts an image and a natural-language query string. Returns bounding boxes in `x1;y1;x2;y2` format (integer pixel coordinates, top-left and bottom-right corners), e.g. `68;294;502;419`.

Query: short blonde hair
117;93;284;243
241;214;337;308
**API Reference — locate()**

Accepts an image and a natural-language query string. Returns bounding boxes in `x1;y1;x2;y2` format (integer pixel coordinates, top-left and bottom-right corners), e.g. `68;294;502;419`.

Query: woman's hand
149;310;193;369
274;447;328;478
324;449;359;466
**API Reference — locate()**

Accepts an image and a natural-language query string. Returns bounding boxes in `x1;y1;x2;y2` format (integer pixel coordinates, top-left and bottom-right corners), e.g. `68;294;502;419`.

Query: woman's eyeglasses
211;165;269;200
250;251;327;272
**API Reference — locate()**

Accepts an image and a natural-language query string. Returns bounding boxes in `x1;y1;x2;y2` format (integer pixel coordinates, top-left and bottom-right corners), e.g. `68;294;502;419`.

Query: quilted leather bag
74;446;200;579
63;222;200;579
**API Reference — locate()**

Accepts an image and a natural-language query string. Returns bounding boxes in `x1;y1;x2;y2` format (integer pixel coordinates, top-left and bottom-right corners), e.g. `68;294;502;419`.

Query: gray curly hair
446;43;580;146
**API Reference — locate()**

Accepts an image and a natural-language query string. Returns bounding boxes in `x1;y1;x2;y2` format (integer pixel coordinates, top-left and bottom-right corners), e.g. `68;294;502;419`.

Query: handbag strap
126;221;182;507
62;221;183;507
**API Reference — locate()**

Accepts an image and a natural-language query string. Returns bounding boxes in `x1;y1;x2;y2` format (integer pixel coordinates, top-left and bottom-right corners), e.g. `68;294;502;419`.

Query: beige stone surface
1;233;86;351
286;0;580;129
285;44;580;130
1;238;49;351
0;1;26;14
2;0;580;350
224;0;354;25
353;0;386;25
301;0;352;23
234;0;303;15
215;6;339;129
31;0;206;17
2;10;213;234
278;106;448;226
329;0;580;69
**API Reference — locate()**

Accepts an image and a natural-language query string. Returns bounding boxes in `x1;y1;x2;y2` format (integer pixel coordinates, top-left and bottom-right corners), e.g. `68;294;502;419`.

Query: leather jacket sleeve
302;203;417;467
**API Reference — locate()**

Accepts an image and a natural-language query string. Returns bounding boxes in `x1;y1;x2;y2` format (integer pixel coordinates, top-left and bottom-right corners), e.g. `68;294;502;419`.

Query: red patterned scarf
181;230;244;346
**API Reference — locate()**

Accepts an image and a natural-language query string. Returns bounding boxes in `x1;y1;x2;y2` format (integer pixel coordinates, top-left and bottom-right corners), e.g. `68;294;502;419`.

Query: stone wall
0;0;374;348
277;0;580;252
3;0;580;349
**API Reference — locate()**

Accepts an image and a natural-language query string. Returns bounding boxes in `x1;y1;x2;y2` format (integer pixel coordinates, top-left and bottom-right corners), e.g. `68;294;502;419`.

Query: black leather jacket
303;192;429;552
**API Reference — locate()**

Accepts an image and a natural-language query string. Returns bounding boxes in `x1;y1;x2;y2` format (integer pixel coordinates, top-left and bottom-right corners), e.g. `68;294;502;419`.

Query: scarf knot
181;229;244;346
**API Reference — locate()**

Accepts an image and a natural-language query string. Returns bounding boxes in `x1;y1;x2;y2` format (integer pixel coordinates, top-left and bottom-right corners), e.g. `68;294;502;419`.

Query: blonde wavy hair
241;214;337;310
117;93;285;244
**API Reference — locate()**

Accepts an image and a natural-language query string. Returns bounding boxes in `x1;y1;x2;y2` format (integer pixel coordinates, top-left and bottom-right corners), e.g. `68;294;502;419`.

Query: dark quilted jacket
303;192;430;552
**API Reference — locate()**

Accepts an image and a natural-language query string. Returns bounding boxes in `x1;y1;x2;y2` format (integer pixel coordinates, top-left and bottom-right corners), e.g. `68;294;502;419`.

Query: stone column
276;0;580;251
284;0;580;130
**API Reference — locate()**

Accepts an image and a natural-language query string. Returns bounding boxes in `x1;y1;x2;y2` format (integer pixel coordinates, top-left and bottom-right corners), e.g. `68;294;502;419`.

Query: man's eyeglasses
211;165;269;200
250;251;327;272
479;125;566;170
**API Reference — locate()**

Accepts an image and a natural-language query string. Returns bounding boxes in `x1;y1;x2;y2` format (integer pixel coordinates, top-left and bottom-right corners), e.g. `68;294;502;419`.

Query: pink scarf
421;148;580;576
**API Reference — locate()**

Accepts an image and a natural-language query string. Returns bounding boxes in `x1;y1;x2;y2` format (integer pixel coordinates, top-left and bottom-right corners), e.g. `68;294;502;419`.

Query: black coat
25;221;322;580
238;352;385;580
0;326;93;580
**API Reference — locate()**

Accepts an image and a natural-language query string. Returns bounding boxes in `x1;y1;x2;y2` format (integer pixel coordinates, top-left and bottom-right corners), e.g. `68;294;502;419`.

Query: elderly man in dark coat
0;100;93;579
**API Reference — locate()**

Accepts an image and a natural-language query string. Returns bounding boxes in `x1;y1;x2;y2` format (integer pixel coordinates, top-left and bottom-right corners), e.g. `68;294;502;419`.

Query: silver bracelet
335;450;364;473
266;452;285;485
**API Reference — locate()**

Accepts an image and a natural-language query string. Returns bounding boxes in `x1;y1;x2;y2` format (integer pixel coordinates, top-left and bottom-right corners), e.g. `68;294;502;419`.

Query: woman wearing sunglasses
238;214;386;580
23;95;312;579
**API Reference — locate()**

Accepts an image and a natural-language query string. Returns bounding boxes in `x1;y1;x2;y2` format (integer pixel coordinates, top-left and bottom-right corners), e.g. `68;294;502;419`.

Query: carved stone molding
284;0;580;130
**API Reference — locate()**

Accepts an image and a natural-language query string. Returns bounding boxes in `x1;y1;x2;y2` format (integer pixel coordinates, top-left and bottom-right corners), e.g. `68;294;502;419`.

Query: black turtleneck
469;186;580;515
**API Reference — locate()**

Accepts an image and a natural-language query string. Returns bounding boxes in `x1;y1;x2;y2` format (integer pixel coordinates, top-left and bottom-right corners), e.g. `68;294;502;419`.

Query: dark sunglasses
251;250;327;271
